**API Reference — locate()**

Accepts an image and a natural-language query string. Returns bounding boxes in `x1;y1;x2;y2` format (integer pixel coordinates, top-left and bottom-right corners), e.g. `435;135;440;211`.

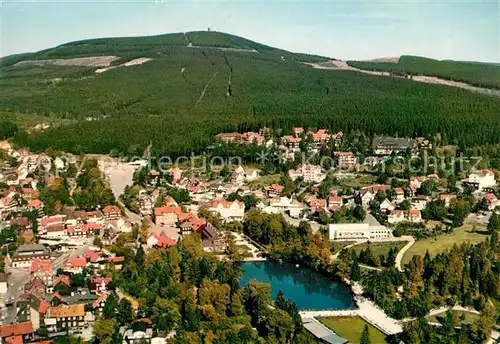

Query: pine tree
360;324;371;344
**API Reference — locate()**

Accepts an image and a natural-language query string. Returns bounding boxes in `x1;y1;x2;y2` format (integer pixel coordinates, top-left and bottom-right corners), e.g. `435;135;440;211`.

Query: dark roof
373;137;413;149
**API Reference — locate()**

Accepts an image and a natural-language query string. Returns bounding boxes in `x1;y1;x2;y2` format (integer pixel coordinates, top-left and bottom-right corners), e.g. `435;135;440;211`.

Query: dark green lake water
240;261;356;310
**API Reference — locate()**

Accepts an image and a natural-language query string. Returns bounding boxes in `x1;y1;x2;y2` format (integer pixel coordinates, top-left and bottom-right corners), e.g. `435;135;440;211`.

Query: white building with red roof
388;210;405;225
466;169;496;190
208;199;245;222
484;193;500;210
146;233;177;249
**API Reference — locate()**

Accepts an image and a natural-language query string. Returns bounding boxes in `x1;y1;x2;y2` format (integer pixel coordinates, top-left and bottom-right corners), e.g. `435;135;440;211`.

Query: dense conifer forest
347;55;500;89
1;32;500;156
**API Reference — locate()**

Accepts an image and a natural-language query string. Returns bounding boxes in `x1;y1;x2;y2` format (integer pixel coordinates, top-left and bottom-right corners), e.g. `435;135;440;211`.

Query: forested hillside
347;55;500;89
1;32;500;157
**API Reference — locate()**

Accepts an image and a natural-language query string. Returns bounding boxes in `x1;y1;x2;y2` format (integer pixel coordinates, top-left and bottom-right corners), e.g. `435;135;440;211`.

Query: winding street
395;236;416;272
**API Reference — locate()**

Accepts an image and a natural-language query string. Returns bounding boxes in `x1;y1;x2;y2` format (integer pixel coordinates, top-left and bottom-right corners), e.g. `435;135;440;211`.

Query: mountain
347;55;500;89
1;31;500;156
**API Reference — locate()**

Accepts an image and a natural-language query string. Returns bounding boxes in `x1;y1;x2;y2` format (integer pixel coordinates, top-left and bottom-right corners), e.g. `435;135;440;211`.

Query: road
395;236;415;272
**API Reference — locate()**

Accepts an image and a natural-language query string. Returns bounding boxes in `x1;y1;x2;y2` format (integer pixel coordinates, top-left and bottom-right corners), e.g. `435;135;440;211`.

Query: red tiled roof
53;275;70;287
30;259;52;275
39;301;50;314
93;277;111;285
408;209;421;218
154;206;183;217
5;335;22;344
0;322;34;338
209;199;244;209
64;257;87;269
107;256;125;263
28;199;44;209
103;205;120;214
485;193;498;202
156;235;177;248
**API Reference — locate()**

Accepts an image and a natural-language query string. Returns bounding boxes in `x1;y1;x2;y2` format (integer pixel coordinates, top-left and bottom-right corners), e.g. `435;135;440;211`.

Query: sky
1;0;499;62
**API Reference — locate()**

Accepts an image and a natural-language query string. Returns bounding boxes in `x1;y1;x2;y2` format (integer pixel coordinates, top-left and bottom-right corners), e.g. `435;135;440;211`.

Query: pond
240;261;356;311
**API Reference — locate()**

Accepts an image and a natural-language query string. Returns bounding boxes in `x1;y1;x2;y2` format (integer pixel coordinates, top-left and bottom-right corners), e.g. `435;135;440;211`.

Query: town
0;125;498;344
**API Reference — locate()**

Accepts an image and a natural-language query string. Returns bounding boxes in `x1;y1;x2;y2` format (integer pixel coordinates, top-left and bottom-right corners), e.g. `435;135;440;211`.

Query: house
27;199;44;211
63;257;87;274
9;244;50;269
411;195;430;210
372;137;414;156
439;194;457;208
154;206;184;226
484;193;500;210
9;217;32;232
334;152;356;169
232;166;260;183
137;194;154;216
241;132;264;146
268;197;304;218
30;259;53;288
406;209;422;223
281;135;302;151
168;167;183;184
28;294;50;331
215;132;241;143
388;210;405;225
328;223;392;240
0;273;7;294
48;304;85;332
380;199;396;212
0;322;34;344
103;205;121;220
309;198;327;213
25;276;47;297
464;169;496;190
44;224;67;239
91;277;112;294
201;223;227;252
146;233;177;249
92;293;108;314
394;188;405;203
179;218;206;236
328;196;343;208
293;127;304;136
301;165;325;183
208;199;245;222
39;215;65;235
311;129;331;145
264;184;284;197
101;225;118;246
107;256;125;269
53;275;71;292
67;223;100;238
359;185;391;205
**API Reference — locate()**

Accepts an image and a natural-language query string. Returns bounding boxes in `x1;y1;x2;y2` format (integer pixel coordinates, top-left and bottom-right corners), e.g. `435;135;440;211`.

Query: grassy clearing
319;316;387;344
330;241;356;254
340;174;377;189
248;174;282;188
427;310;480;325
353;241;407;257
402;224;489;265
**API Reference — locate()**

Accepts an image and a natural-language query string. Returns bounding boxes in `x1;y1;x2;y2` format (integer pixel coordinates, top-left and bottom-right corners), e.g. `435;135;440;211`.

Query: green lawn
427;310;480;325
340;174;378;189
402;224;489;265
247;174;282;188
353;242;407;258
330;241;356;254
319;316;387;344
